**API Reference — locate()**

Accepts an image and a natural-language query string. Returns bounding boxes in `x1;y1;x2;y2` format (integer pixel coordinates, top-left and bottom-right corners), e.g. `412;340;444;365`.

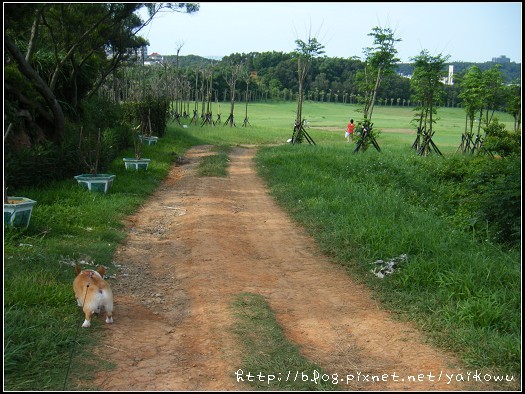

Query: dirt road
90;145;485;391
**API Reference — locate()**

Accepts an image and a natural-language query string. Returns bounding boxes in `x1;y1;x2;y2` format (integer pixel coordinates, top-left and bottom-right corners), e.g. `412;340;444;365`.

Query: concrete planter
140;135;159;145
74;174;116;193
4;197;37;228
123;158;151;171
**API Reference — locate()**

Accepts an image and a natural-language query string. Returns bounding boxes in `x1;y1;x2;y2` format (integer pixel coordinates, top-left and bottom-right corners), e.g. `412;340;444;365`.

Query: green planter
123;158;151;170
74;174;116;193
140;135;159;145
4;197;37;228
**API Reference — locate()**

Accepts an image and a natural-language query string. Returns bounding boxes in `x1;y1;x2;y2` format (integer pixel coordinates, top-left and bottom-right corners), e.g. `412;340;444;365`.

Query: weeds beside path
89;145;496;391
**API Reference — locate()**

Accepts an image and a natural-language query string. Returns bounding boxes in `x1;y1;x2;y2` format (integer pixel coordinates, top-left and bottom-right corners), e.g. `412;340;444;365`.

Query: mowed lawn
205;100;515;153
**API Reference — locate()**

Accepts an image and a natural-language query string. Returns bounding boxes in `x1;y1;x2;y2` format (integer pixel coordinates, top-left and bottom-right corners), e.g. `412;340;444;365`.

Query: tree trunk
228;86;236;126
367;65;383;120
296;58;307;124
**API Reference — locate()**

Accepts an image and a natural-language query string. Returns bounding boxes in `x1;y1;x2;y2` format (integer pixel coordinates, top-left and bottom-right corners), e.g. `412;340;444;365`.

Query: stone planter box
74;174;116;193
140;135;159;145
123;158;151;170
4;196;37;228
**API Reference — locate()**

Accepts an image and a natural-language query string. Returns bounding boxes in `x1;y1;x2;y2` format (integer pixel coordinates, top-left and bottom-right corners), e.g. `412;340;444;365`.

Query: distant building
492;55;511;64
398;65;454;85
444;65;454;85
105;45;146;64
144;51;164;66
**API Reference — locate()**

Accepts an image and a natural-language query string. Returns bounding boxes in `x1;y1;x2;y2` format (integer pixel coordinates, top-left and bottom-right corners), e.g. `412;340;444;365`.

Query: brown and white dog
73;265;114;328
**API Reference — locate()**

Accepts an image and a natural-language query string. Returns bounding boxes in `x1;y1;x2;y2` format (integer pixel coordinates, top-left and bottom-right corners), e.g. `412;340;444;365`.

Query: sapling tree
480;65;506;126
456;65;506;154
457;66;483;153
78;126;102;175
174;40;185;121
409;50;449;156
191;66;200;125
223;62;244;127
200;64;215;126
242;66;252;127
361;26;401;120
354;26;401;152
290;33;324;144
503;81;521;132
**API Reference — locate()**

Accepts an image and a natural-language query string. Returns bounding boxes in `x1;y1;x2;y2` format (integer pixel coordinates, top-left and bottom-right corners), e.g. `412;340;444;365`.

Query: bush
78;95;123;130
472;155;521;246
433;154;521;247
483;119;521;157
4;97;134;190
119;98;170;137
4;136;80;192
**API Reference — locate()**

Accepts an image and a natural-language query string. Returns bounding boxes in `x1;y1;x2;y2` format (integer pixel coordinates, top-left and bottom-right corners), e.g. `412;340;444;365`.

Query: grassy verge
230;292;336;391
254;143;520;386
3;126;202;390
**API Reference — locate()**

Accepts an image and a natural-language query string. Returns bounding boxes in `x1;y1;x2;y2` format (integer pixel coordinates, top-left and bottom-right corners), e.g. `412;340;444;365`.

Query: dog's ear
74;264;82;275
96;266;106;276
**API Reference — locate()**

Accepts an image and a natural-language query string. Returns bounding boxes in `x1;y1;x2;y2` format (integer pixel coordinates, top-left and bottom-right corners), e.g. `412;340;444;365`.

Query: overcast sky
137;2;522;63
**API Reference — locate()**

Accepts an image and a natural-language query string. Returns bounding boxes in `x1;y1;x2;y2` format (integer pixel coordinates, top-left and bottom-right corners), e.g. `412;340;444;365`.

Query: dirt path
91;145;485;391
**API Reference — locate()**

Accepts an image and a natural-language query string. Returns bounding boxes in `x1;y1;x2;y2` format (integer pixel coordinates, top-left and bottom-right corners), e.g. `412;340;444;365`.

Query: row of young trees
107;49;519;127
281;26;520;156
457;65;521;155
122;44;519;155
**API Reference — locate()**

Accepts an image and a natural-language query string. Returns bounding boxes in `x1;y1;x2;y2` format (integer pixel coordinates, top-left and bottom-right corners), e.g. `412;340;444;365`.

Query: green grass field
186;100;515;153
4;101;521;390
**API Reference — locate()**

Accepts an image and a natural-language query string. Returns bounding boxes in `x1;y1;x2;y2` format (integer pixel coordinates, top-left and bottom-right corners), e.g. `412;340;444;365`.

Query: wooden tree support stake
291;121;315;145
354;126;380;153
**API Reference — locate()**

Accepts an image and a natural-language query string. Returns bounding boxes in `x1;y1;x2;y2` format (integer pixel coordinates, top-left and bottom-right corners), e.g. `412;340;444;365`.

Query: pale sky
137;2;522;63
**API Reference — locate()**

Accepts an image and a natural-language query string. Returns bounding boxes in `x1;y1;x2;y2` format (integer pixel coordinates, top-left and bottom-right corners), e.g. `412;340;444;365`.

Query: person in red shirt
345;119;355;142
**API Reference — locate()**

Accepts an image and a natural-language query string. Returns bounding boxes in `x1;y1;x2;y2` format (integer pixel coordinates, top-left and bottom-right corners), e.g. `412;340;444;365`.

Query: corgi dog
73;265;114;328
